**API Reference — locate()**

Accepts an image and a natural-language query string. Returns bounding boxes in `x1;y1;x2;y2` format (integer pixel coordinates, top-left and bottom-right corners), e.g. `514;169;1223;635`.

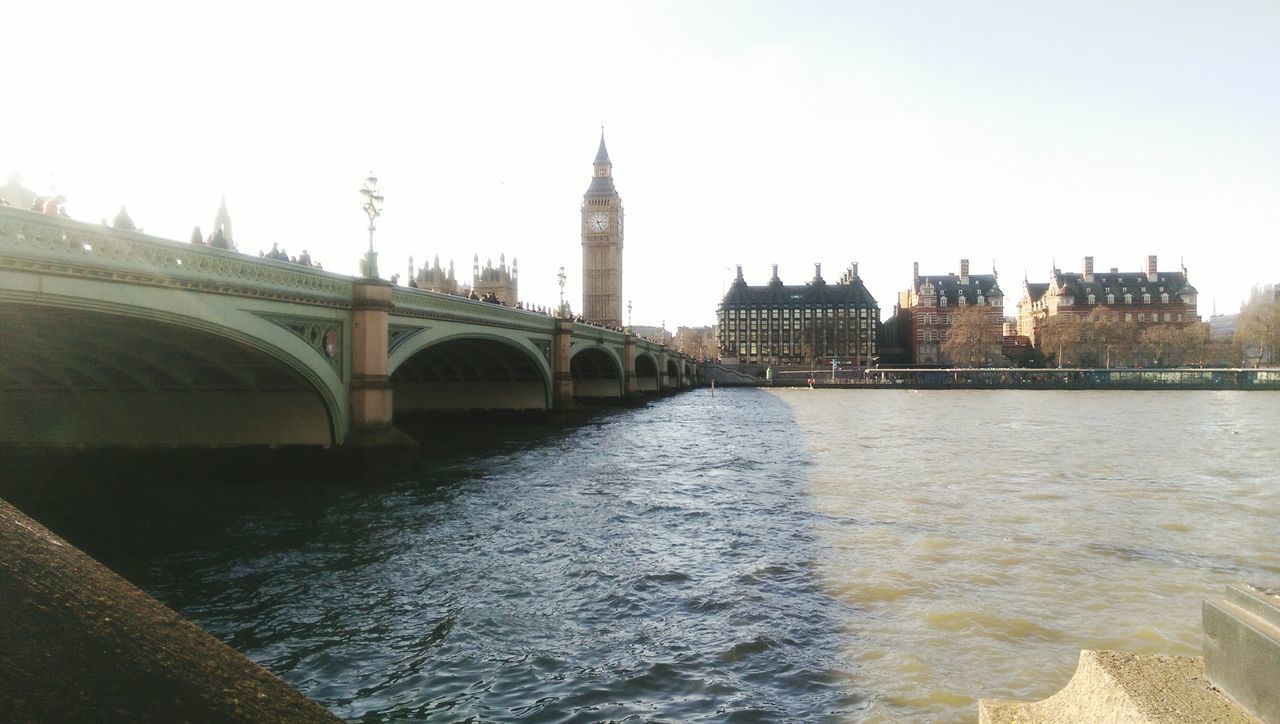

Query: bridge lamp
557;265;566;316
360;173;384;278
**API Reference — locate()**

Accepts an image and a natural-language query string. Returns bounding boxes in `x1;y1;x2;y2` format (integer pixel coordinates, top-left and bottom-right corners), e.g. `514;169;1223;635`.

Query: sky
5;1;1277;327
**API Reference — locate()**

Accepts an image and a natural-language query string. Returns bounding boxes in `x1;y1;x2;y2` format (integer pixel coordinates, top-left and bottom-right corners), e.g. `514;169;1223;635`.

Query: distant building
1017;255;1200;356
472;254;518;305
0;172;37;209
410;255;460;295
675;326;716;360
896;259;1005;365
631;325;672;345
211;195;234;249
716;263;879;366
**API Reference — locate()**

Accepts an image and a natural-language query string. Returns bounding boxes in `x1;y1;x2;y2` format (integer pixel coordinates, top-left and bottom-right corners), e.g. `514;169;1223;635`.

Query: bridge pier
553;318;574;408
624;334;638;396
348;279;416;455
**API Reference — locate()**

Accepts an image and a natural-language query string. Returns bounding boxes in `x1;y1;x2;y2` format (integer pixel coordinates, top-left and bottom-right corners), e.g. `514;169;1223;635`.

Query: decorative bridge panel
0;208;352;306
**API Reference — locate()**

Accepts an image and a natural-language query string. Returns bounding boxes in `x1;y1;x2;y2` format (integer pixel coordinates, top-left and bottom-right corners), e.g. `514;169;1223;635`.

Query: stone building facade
1017;255;1199;352
716;263;879;365
472;254;518;305
581;133;624;327
410;255;460;295
897;259;1005;365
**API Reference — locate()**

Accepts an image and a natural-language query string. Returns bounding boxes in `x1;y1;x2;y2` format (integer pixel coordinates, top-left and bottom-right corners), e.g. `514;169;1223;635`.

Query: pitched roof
721;272;878;307
1047;270;1195;302
916;274;1003;305
1024;283;1049;303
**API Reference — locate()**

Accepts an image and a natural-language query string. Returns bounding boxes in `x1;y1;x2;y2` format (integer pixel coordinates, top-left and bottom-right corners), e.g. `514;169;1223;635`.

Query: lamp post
359;173;384;278
557;265;566;317
627;299;632;331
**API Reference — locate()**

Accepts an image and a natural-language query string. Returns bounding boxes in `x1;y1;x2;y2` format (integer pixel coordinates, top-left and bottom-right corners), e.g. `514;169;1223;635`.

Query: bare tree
1141;324;1184;367
941;304;1001;367
1084;307;1138;368
1235;286;1280;367
1038;315;1083;367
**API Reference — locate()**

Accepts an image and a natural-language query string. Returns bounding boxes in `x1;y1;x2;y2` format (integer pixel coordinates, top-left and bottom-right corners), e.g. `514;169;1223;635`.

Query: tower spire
594;128;611;165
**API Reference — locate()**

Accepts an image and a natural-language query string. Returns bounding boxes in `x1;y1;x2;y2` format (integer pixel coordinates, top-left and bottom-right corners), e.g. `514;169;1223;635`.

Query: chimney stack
913;261;919;285
960;258;970;283
814;263;823;280
852;261;859;279
771;263;779;280
1146;255;1158;280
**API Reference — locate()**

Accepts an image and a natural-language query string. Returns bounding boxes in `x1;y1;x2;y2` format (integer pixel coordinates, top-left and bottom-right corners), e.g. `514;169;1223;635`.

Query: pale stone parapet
978;650;1256;723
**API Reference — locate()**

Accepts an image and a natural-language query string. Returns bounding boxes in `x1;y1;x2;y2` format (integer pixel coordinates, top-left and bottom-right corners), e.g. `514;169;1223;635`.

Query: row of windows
728;344;875;355
915;312;1001;325
916;297;1000;307
721;308;874;320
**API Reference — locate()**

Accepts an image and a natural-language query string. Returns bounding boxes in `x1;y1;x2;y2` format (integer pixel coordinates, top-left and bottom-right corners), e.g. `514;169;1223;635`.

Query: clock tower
582;131;624;326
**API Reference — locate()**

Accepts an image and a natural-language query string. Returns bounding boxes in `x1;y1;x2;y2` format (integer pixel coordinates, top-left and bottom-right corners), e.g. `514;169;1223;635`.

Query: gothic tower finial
595;129;611;165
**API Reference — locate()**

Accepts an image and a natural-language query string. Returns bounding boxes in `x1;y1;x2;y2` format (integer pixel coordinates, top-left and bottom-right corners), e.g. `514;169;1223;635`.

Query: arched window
1106;293;1115;304
1161;293;1169;303
1143;293;1151;303
940;296;948;307
1124;293;1133;304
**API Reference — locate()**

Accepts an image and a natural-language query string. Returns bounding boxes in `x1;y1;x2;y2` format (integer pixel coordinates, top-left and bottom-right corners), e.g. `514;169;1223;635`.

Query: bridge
0;206;697;450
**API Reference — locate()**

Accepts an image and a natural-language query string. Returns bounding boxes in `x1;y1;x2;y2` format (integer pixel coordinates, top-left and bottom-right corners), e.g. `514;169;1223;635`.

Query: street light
627;299;632;331
557;265;566;317
359;173;384;278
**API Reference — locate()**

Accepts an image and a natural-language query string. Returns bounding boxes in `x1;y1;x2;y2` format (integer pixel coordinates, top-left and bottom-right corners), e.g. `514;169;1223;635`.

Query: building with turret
582;132;624;326
1017;254;1200;353
410;255;460;295
717;263;878;366
473;254;518;305
897;259;1005;365
211;195;234;249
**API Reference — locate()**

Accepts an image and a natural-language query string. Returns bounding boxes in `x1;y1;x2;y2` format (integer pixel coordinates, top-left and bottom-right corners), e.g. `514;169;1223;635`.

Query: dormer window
1087;294;1096;305
940;296;948;307
1160;293;1169;303
1106;293;1115;304
977;294;985;305
1124;293;1133;304
1142;293;1151;303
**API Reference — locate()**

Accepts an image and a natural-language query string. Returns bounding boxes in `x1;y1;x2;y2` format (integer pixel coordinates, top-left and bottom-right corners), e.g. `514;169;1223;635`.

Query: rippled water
19;389;1280;721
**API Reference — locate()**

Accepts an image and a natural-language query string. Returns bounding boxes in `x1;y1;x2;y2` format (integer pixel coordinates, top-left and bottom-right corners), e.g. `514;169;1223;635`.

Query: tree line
939;285;1280;368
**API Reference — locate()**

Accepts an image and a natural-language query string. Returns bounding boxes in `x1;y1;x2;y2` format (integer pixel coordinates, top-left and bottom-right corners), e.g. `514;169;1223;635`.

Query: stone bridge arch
570;345;624;399
634;352;660;392
388;330;553;411
0;292;347;447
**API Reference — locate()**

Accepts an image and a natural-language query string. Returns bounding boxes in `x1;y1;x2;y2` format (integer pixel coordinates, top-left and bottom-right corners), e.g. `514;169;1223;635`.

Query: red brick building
1017;255;1200;361
896;259;1005;365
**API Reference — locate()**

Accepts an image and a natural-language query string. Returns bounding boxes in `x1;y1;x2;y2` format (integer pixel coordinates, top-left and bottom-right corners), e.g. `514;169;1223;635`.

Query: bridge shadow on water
0;408;618;583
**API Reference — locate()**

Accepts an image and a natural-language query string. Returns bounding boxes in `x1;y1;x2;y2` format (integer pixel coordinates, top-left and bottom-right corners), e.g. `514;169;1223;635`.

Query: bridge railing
390;287;560;332
0;206;353;306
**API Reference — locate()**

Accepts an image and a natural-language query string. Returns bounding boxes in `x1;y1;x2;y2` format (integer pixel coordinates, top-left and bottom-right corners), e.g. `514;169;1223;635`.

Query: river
13;389;1279;721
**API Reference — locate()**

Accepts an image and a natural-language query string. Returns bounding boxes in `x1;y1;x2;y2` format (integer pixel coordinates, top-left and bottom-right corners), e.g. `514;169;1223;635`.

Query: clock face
588;212;608;232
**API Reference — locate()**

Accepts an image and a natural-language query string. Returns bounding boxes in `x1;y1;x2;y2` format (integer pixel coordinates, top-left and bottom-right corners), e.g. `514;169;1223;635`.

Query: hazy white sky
6;1;1277;326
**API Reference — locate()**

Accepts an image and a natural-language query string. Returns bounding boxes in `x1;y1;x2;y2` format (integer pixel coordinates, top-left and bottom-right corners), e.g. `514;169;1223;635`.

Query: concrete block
978;650;1255;723
1203;583;1280;723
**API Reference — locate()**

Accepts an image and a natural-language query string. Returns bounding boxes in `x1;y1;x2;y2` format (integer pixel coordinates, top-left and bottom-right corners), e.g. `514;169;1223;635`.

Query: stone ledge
0;497;339;722
978;650;1257;723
